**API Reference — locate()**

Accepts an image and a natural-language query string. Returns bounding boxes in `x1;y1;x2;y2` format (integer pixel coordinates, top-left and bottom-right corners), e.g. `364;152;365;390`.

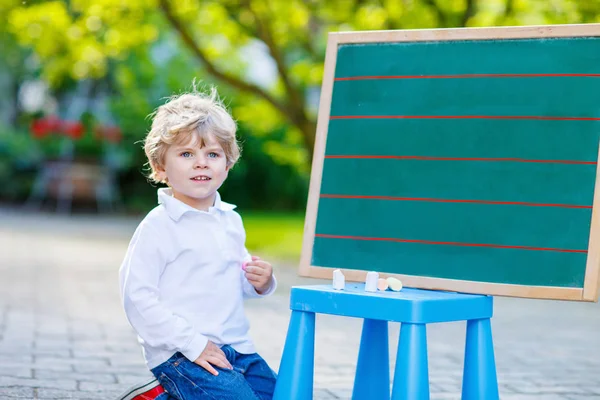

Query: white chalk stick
332;269;345;290
377;278;389;291
387;277;403;292
365;271;379;292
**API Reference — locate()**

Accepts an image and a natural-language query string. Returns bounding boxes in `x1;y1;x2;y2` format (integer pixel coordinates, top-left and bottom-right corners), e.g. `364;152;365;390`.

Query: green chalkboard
300;24;600;301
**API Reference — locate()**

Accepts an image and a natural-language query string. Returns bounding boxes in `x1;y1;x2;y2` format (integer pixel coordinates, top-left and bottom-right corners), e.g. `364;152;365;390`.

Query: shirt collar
157;188;236;221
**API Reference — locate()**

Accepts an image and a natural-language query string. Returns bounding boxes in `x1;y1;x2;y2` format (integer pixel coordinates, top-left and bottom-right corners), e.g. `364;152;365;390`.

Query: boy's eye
208;152;219;158
180;151;193;158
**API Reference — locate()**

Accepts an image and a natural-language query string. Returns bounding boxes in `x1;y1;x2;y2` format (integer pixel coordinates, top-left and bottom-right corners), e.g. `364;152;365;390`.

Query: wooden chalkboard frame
299;23;600;302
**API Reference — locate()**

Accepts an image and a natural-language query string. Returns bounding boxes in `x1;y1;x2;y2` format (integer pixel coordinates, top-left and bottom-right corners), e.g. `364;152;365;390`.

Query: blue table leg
273;310;315;400
352;319;390;400
391;323;429;400
461;318;499;400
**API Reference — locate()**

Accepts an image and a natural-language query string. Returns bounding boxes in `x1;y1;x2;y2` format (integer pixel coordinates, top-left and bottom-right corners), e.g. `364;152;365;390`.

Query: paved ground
0;207;599;399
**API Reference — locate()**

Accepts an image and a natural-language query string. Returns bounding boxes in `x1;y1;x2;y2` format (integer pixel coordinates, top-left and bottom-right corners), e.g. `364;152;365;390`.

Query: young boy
119;88;278;400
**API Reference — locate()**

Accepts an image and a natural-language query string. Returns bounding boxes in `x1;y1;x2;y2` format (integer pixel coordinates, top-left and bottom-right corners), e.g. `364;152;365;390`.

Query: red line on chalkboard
324;155;596;165
320;194;592;209
330;115;600;121
335;73;600;81
314;233;588;253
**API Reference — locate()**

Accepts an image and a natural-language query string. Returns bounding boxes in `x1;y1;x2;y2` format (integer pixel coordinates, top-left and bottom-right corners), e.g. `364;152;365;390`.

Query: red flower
62;121;85;139
94;124;122;143
30;116;64;139
104;125;122;143
30;119;49;138
46;116;61;132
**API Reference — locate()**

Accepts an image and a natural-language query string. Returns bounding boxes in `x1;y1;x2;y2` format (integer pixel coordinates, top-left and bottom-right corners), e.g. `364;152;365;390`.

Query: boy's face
156;133;230;211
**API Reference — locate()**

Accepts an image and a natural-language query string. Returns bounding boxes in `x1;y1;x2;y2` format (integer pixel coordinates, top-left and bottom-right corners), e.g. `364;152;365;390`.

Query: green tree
4;0;600;166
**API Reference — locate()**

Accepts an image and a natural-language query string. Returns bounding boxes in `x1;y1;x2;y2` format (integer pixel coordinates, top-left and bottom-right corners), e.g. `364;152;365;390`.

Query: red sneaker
116;378;166;400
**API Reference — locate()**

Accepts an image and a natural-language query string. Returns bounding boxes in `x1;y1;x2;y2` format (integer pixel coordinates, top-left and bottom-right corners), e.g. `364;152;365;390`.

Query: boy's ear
151;160;165;172
152;161;167;181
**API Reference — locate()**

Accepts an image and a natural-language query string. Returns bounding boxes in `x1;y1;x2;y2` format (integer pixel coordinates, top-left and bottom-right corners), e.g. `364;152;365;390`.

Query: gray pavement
0;207;599;399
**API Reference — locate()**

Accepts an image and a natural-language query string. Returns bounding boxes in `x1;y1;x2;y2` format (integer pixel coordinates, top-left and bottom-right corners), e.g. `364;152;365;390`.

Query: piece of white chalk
365;271;379;292
332;269;345;290
387;277;403;292
377;278;389;291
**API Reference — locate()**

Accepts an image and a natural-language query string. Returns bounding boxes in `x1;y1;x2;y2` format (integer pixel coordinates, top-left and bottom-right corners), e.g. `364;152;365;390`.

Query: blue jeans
151;345;277;400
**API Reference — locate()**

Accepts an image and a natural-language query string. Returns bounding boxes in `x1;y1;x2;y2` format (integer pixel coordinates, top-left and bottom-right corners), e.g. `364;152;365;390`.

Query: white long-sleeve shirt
119;188;276;369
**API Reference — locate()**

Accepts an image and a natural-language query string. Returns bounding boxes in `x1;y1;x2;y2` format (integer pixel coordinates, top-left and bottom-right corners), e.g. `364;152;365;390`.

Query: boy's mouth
191;175;211;181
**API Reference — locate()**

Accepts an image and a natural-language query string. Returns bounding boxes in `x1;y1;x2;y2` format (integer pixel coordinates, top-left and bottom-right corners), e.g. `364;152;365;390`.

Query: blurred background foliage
1;0;600;215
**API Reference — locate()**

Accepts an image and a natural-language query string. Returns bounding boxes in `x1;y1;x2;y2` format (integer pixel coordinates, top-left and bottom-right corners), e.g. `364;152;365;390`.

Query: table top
290;284;493;323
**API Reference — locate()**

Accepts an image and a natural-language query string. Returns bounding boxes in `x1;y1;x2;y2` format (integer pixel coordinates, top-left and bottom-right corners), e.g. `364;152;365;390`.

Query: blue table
273;284;499;400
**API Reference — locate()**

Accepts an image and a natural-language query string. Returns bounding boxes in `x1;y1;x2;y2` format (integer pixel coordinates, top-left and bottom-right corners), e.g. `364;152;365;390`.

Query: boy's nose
194;158;208;168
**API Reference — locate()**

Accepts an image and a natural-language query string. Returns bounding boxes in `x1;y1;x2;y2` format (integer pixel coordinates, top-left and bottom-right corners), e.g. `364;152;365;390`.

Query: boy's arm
233;212;276;298
119;223;207;362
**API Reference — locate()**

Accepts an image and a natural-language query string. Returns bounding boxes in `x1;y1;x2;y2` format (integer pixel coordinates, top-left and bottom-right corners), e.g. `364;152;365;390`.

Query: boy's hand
244;256;273;294
193;341;233;376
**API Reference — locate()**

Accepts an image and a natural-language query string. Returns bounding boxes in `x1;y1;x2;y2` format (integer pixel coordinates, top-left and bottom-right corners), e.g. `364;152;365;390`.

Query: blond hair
144;87;240;183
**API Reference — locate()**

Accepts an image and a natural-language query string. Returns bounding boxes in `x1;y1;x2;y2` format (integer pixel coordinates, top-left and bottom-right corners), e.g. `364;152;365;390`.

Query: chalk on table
377;278;389;291
365;271;379;292
332;269;345;290
387;277;403;292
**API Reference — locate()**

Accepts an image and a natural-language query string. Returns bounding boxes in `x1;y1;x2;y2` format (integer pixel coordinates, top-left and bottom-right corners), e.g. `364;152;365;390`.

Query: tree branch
222;4;257;38
245;2;306;119
224;3;318;60
304;0;340;26
497;0;514;24
300;16;319;60
460;0;477;26
422;0;449;27
244;1;316;151
506;0;515;16
157;0;289;118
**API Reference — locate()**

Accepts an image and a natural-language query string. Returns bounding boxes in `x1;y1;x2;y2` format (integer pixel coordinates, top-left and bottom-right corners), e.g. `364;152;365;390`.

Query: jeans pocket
158;372;184;400
179;360;237;386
